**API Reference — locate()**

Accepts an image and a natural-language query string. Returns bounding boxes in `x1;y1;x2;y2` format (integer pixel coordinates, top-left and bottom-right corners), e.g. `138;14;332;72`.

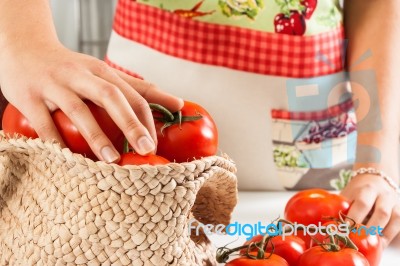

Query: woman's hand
0;0;183;163
0;43;183;163
341;174;400;247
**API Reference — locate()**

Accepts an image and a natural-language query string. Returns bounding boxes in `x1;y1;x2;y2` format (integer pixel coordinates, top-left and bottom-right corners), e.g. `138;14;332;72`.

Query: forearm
345;0;400;182
0;0;60;58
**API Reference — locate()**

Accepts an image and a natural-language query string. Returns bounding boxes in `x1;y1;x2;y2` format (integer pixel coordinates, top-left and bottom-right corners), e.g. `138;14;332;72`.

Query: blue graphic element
349;49;373;68
285;44;382;167
286;72;351;112
355;145;382;164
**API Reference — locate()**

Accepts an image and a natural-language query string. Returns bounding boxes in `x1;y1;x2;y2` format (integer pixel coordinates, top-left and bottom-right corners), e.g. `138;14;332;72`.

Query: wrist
0;30;61;56
353;162;399;184
0;0;61;58
355;132;399;182
351;167;400;196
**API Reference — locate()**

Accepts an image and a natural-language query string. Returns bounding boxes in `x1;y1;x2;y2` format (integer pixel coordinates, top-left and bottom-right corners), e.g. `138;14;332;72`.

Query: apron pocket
271;99;356;190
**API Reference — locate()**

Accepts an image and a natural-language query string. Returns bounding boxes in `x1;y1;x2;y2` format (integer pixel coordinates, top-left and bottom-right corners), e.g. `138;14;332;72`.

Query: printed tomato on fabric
137;0;342;36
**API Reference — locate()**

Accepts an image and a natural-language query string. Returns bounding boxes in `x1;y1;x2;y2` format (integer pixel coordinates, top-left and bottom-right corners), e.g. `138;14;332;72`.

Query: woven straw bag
0;132;237;265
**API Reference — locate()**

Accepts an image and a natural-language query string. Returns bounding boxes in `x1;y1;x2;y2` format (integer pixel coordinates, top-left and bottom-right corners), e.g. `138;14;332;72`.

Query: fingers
117;85;158;147
22;102;65;147
92;77;156;155
48;90;121;163
115;69;184;112
2;47;176;162
63;68;156;155
367;195;395;229
88;64;158;147
346;186;377;224
11;54;181;161
381;204;400;247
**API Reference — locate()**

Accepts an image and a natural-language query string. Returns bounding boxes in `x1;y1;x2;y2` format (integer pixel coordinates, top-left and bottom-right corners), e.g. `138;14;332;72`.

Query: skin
342;0;400;247
0;0;183;163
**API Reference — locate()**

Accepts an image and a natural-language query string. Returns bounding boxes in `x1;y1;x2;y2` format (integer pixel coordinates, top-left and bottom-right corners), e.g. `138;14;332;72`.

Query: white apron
106;0;356;190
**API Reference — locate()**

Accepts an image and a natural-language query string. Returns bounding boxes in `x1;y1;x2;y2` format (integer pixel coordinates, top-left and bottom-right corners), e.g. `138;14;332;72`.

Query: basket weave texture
0;133;238;265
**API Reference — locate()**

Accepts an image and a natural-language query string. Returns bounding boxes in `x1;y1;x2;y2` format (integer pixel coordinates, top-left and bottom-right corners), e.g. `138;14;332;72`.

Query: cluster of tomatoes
222;189;383;266
2;100;218;166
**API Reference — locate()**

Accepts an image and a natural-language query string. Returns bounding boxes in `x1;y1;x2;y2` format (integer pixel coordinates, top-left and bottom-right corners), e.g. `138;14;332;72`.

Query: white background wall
50;0;117;58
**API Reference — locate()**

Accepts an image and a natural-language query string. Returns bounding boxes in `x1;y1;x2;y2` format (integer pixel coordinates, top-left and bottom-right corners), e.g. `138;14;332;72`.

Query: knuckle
45;61;80;79
62;61;78;70
140;81;158;97
392;207;400;220
356;199;370;210
132;97;149;111
376;208;391;219
124;118;141;134
99;84;120;99
91;61;110;75
65;100;88;119
35;122;54;136
23;89;37;101
86;130;106;146
52;62;79;77
144;82;158;91
362;182;374;191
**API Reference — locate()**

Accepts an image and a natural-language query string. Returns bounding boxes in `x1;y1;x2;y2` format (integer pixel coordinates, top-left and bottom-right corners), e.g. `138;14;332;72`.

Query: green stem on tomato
149;103;175;121
328;233;340;251
150;102;203;135
256;234;271;259
123;138;130;153
177;110;183;129
336;234;358;250
216;231;280;263
216;244;253;263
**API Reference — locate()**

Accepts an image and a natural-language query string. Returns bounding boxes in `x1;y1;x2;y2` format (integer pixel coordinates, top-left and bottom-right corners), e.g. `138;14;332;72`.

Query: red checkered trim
271;99;354;121
104;56;144;80
112;0;345;78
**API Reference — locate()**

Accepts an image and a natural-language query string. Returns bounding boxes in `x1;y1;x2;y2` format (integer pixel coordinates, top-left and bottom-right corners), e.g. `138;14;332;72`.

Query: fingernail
137;136;155;154
101;146;120;163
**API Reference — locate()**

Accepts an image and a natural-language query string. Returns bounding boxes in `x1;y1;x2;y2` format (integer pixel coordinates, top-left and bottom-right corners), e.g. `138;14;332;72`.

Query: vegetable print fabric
137;0;343;35
107;0;354;190
271;99;356;190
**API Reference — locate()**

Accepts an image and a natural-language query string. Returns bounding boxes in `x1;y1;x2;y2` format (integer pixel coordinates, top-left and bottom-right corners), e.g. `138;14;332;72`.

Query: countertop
209;192;399;266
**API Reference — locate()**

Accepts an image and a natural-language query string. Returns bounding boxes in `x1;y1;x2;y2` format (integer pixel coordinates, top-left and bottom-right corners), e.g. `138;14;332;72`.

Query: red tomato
313;221;382;266
298;246;369;266
153;101;218;162
118;153;170;166
2;104;38;138
349;224;382;266
240;235;306;266
52;102;124;160
226;253;289;266
2;102;124;161
284;189;350;226
294;233;313;250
